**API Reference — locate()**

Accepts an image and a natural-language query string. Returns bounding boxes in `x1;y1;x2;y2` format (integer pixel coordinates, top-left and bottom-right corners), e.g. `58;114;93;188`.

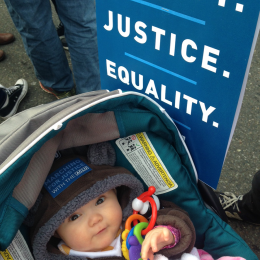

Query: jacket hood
30;153;144;260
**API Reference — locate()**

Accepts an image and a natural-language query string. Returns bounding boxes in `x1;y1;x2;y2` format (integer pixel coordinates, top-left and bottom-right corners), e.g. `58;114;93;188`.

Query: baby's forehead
72;189;117;212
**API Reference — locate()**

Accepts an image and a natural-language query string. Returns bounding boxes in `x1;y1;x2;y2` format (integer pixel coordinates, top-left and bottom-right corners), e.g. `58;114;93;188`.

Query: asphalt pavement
0;0;259;258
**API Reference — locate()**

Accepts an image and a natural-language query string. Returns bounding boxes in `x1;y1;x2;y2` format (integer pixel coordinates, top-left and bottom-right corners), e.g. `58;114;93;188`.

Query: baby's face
56;189;122;252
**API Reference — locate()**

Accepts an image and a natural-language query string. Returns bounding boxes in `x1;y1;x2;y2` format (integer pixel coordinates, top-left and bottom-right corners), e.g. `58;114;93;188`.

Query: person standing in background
3;0;101;99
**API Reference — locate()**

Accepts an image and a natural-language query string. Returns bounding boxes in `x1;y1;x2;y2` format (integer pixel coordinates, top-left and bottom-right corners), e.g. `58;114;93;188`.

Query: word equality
104;11;220;73
106;59;217;126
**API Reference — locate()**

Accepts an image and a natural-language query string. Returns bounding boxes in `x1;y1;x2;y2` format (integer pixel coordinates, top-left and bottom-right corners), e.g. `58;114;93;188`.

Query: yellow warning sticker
0;231;34;260
136;133;174;188
116;132;178;194
0;250;13;260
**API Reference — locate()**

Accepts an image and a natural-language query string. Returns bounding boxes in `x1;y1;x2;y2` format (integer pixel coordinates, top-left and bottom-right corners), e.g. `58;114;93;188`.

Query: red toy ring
132;186;158;235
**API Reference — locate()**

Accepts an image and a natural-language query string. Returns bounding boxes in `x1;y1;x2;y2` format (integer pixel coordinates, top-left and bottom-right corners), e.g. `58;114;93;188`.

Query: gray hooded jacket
30;148;195;260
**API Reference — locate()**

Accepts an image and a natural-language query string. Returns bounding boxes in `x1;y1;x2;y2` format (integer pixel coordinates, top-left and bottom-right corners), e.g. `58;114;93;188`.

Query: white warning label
0;231;34;260
116;132;178;195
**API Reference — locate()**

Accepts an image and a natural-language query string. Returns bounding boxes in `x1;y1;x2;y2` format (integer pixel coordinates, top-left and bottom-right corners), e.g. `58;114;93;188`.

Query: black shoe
56;22;64;39
56;22;68;50
0;79;28;119
217;192;260;225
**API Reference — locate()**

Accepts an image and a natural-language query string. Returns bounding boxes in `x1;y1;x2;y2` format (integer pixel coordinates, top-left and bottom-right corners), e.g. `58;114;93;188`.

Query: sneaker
56;22;68;50
0;79;28;119
39;81;75;99
217;192;260;225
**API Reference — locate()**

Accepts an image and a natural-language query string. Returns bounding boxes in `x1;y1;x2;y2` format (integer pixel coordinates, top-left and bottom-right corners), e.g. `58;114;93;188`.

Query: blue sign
44;159;92;198
96;0;260;188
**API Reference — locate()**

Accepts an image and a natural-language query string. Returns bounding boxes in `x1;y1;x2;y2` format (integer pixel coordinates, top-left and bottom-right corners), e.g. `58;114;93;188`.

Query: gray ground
0;0;259;258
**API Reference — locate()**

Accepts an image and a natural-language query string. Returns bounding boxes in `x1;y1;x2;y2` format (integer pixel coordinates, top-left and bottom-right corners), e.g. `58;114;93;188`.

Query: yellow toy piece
121;214;149;260
122;229;130;260
122;229;130;240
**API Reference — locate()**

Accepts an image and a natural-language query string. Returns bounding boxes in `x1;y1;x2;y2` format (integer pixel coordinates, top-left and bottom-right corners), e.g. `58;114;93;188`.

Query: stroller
0;90;257;259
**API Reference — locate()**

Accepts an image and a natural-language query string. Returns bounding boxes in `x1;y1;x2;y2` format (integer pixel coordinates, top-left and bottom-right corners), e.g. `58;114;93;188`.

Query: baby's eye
96;197;105;205
69;214;81;221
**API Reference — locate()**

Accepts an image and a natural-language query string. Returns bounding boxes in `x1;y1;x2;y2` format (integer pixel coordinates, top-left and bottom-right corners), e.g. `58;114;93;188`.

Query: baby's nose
89;213;103;226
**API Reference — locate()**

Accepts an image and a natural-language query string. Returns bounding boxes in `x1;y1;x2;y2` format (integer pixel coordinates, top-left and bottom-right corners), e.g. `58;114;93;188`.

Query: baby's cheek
65;228;89;251
113;209;123;227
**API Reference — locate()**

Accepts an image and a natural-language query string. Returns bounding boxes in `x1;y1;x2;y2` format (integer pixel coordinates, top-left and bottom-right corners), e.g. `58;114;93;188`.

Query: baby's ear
53;231;61;238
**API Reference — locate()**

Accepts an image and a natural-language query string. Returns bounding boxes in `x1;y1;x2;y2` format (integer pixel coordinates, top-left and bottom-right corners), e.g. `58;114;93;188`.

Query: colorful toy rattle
122;186;160;260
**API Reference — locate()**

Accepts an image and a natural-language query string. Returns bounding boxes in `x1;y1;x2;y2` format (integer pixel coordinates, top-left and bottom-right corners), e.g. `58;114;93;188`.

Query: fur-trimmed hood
30;153;144;260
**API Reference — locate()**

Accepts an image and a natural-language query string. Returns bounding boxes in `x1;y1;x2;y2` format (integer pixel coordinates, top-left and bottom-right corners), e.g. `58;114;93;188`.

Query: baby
56;189;178;260
29;149;195;260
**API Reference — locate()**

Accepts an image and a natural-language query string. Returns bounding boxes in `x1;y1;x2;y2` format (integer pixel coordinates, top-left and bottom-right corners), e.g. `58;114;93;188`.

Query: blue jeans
4;0;101;94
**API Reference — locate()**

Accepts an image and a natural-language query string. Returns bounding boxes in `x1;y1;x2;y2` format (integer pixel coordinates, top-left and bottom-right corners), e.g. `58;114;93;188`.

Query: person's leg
51;0;68;51
55;0;101;94
239;170;260;218
3;0;74;92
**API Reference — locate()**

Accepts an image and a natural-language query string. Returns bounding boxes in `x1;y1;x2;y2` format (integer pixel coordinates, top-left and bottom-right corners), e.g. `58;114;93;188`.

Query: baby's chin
73;238;115;252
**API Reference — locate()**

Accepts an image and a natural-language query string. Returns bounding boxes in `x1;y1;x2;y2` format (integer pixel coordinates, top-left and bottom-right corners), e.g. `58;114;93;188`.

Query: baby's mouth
97;228;106;235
